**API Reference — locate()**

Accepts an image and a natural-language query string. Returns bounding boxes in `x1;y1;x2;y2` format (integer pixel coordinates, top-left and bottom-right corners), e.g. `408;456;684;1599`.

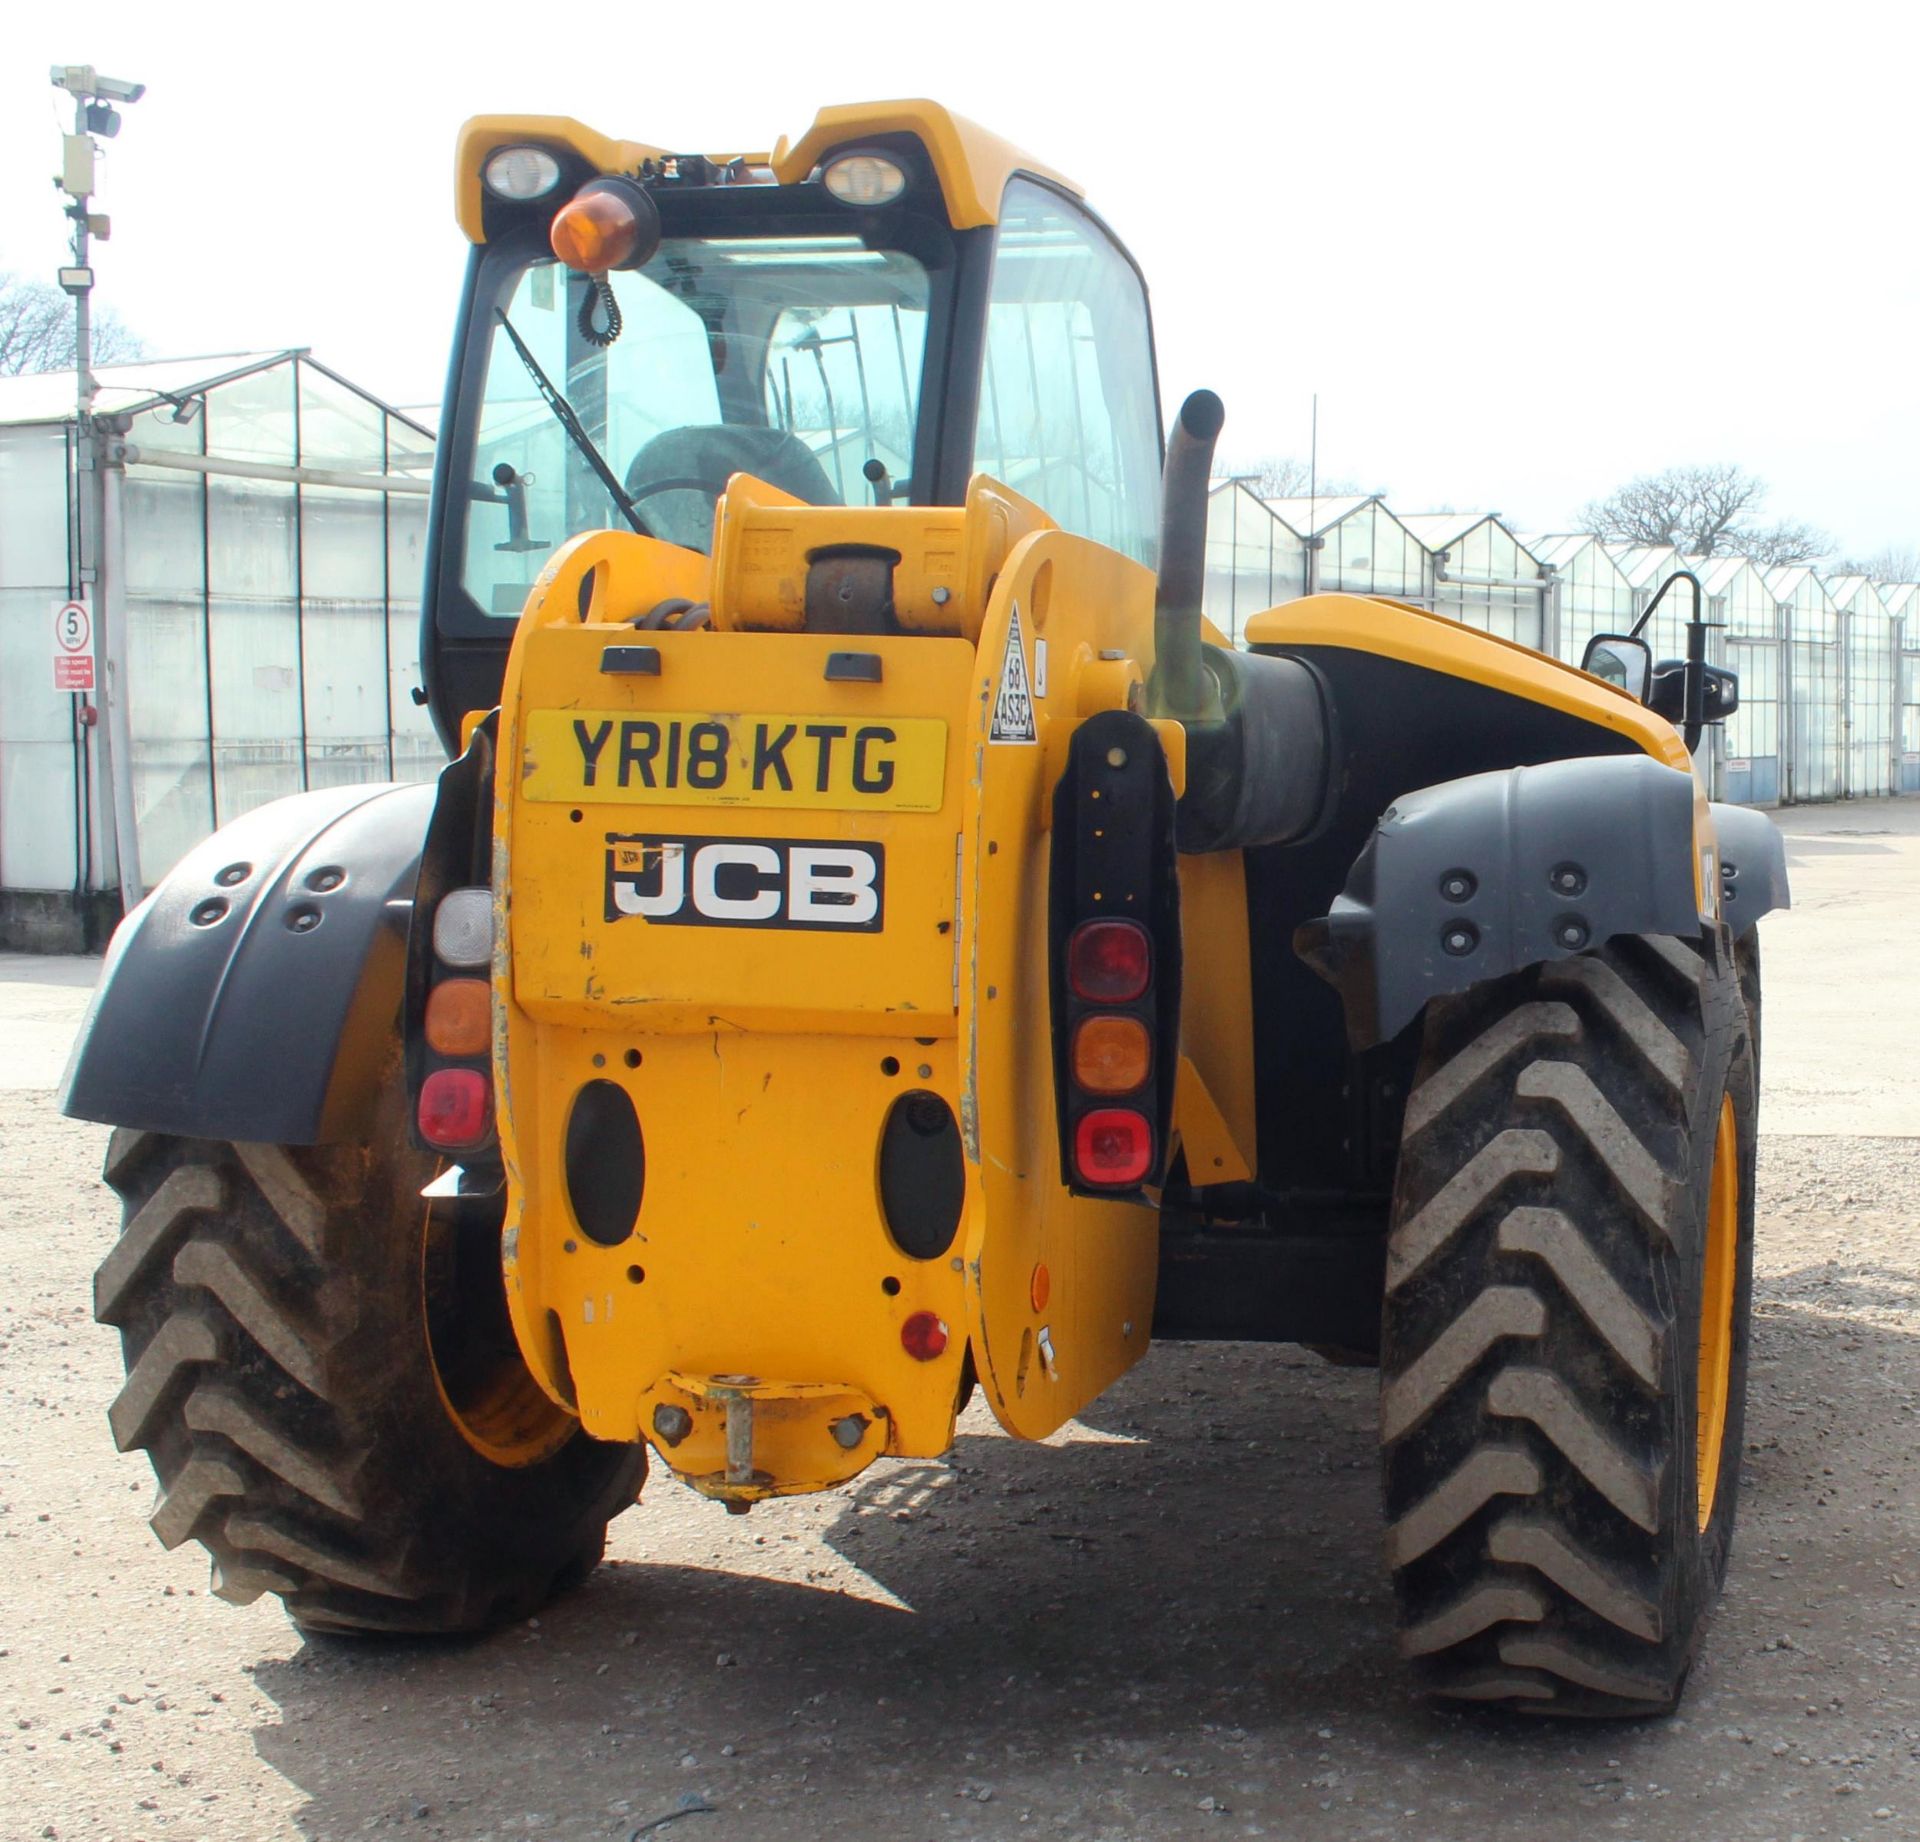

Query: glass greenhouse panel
0;590;83;889
203;362;295;463
297;359;390;471
123;469;214;882
1844;605;1896;797
1204;485;1305;644
207;476;304;824
1901;641;1920;791
388;493;440;782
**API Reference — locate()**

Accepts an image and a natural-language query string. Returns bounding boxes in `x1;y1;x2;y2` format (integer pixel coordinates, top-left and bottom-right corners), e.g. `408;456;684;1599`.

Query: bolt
1549;862;1587;897
307;866;345;893
931;585;952;606
189;898;228;927
829;1414;867;1450
214;862;250;887
1555;916;1591;950
1441;923;1479;957
1439;868;1477;903
1106;746;1128;769
285;906;321;933
652;1405;693;1447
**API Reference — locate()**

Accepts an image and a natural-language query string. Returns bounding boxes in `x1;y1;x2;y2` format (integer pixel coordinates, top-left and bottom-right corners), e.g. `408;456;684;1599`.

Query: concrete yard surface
2;799;1916;1841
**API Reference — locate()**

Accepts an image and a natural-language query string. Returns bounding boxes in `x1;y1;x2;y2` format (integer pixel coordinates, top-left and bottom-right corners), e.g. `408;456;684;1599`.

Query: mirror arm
1632;568;1708;753
1683;601;1708;751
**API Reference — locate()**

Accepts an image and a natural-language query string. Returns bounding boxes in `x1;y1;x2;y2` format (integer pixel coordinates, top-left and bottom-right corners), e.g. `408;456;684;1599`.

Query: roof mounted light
550;177;662;274
822;151;908;208
484;145;563;202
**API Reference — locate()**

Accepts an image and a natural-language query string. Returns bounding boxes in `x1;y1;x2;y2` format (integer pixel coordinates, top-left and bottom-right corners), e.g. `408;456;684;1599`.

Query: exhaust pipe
1151;389;1225;722
1146;389;1335;855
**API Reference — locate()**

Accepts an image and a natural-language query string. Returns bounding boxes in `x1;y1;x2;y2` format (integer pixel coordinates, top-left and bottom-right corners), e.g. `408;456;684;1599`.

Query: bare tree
1739;521;1831;568
1832;542;1920;583
1219;455;1363;500
1574;464;1833;566
0;270;145;376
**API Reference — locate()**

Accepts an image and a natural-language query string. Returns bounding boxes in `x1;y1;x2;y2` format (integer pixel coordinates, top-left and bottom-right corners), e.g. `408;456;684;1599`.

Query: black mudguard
61;782;435;1145
1709;800;1790;935
1294;754;1706;1049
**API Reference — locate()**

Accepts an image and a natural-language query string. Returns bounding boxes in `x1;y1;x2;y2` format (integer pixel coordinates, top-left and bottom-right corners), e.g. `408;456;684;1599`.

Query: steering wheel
623;475;723;545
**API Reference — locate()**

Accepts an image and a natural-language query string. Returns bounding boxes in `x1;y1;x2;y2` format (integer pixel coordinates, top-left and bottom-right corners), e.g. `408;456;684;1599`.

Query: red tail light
1067;920;1150;1003
418;1068;492;1150
1074;1108;1153;1186
900;1311;950;1362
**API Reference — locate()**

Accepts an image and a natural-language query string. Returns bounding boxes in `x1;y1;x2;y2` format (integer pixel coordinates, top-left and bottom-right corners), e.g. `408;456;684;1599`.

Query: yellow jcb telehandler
68;101;1788;1713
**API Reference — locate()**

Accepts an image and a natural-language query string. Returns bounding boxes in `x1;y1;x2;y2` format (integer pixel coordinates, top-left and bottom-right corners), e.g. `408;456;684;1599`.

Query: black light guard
1047;709;1183;1202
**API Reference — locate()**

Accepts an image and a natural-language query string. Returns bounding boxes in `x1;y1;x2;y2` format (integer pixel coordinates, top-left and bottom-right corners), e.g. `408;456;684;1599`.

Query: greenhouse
1196;486;1917;810
1696;554;1782;804
1401;513;1547;649
1265;495;1430;600
1885;583;1920;791
1202;481;1307;644
0;352;438;949
1767;565;1843;803
1524;532;1637;666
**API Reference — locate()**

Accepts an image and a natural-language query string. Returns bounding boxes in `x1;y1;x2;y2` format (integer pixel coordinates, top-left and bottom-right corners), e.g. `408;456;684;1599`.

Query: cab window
973;177;1160;564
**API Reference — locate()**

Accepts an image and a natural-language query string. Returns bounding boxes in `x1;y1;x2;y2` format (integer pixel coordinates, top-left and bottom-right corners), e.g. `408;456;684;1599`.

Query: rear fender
1295;754;1707;1049
61;782;436;1144
1708;801;1789;936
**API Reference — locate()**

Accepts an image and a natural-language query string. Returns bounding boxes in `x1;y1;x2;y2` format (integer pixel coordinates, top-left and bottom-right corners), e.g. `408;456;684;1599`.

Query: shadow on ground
242;1262;1920;1841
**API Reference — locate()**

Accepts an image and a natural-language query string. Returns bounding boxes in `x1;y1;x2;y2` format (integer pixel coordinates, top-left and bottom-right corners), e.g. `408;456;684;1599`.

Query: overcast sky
4;1;1914;556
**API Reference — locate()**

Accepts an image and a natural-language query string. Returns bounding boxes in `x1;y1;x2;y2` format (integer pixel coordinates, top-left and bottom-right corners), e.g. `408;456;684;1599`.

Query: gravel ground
2;799;1916;1842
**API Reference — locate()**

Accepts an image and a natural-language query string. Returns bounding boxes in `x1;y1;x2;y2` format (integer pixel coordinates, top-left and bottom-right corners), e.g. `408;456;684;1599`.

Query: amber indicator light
1071;1014;1151;1094
425;977;491;1058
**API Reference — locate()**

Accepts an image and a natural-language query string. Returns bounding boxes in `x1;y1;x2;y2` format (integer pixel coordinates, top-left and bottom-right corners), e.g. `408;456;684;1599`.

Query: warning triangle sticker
990;601;1038;744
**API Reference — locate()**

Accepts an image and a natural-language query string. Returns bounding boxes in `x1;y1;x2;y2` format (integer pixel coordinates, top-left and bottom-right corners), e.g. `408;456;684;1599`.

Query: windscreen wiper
493;308;647;536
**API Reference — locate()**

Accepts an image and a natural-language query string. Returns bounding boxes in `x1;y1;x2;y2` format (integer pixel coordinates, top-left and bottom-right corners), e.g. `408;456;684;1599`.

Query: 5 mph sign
54;599;95;693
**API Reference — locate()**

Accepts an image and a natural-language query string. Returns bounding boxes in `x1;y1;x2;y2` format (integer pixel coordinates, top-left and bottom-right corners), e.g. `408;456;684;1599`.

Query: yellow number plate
522;710;948;812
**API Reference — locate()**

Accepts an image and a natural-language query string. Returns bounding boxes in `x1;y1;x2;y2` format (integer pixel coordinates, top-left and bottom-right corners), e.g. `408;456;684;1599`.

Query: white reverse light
484;146;563;202
822;152;907;208
433;887;495;968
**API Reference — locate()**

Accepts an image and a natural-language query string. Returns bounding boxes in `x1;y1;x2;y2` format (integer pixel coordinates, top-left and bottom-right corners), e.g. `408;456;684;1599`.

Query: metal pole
70;94;96;425
52;66;145;910
70;131;112;901
98;444;143;912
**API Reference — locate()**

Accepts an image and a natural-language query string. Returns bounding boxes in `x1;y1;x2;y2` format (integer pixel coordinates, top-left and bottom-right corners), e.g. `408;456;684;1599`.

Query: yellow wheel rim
421;1196;578;1469
1696;1096;1740;1529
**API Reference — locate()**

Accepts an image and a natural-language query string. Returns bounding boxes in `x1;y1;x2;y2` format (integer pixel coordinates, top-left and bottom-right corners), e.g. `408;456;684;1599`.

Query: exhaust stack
1151;390;1226;723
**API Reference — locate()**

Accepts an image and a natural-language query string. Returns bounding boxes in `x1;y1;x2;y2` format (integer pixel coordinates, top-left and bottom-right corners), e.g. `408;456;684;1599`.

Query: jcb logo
604;834;884;932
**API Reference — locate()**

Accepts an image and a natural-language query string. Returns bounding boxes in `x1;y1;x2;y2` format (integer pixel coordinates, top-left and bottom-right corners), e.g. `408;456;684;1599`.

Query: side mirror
1649;661;1739;724
1581;633;1652;701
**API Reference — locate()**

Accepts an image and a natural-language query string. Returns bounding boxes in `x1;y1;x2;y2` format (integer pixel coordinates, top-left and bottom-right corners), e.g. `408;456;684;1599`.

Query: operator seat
625;424;842;551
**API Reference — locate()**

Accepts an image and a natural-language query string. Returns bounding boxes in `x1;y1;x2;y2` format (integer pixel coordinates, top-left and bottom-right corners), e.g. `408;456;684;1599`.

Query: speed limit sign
54;598;95;693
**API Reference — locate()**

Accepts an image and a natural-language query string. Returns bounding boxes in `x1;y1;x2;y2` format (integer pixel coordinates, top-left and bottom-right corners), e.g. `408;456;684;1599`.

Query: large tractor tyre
93;1087;645;1637
1379;931;1756;1716
1734;929;1762;1090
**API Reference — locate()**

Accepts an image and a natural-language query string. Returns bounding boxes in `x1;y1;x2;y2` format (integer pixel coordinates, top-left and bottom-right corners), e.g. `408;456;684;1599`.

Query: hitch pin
725;1394;756;1486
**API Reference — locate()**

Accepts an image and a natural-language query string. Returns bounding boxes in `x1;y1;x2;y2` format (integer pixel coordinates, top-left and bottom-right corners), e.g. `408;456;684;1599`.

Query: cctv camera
49;66;146;104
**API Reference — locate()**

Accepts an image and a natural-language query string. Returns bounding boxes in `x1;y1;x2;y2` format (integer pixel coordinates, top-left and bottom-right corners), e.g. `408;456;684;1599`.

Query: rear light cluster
1048;709;1179;1200
1065;920;1156;1188
418;886;496;1153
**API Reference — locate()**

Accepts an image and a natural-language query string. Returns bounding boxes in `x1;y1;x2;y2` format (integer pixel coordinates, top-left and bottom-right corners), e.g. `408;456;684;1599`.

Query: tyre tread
1382;934;1753;1717
97;1125;644;1637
